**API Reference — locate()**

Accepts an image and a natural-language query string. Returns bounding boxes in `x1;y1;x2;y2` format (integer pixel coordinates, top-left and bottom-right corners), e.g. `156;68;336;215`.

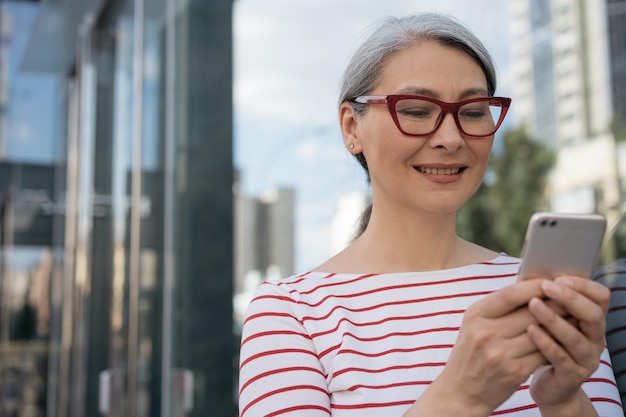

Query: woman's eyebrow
395;87;439;97
394;86;490;99
458;87;490;99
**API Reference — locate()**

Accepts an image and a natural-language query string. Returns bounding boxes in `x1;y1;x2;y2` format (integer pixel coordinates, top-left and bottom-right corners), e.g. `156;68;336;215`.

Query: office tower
234;186;295;289
509;0;625;219
233;186;295;325
2;0;237;416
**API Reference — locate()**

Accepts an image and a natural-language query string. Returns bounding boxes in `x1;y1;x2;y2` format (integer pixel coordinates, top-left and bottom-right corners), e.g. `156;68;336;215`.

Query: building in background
233;184;295;326
0;1;235;417
509;0;626;245
329;191;370;256
0;8;9;157
607;0;626;136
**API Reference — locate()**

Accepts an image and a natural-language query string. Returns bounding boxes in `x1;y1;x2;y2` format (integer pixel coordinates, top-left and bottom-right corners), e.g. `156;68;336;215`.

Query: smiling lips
416;166;465;175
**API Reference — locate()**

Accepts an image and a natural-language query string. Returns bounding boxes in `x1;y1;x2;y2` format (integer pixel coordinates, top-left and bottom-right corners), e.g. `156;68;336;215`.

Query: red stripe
239;366;325;396
336;344;453;359
310;309;464;339
240;385;328;417
585;377;619;388
266;405;331;417
589;397;624;407
347;379;432;391
301;291;491;322
319;328;458;359
239;348;318;370
284;272;514;298
331;326;459;344
243;310;297;326
276;273;378;288
248;293;296;305
277;273;377;292
332;362;445;378
318;328;458;359
492;403;538;415
240;329;309;348
331;399;415;410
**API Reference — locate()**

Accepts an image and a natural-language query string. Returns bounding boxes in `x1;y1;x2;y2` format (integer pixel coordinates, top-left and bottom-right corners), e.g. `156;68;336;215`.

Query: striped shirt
239;254;622;416
593;259;626;414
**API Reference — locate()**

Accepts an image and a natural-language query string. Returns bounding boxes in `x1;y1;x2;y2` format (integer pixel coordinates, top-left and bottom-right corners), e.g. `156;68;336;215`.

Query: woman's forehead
375;41;488;94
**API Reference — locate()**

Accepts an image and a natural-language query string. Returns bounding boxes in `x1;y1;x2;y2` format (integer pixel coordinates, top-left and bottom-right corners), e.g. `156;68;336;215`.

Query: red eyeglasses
351;95;511;137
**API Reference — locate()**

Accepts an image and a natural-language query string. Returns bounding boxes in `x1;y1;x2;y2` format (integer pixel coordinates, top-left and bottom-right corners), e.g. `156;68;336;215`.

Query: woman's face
341;40;495;217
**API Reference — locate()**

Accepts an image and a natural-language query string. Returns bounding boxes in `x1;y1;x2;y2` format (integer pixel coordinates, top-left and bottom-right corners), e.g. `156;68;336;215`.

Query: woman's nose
427;112;464;151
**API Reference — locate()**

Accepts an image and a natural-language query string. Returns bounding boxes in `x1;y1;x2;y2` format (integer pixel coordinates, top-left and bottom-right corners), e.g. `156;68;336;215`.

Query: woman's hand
526;276;610;414
427;279;549;416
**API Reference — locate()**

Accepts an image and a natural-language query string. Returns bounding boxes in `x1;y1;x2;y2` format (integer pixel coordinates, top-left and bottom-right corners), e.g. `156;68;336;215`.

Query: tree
458;126;555;257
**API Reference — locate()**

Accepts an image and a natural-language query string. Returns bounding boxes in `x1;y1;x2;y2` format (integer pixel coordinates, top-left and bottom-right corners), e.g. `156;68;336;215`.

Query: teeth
418;167;461;175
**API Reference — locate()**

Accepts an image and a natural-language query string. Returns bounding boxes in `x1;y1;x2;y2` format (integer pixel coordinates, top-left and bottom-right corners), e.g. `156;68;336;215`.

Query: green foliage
612;217;626;259
457;126;555;257
610;117;626;143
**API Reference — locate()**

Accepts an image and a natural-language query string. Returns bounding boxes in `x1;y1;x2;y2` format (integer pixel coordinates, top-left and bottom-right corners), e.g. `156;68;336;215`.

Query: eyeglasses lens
394;98;503;136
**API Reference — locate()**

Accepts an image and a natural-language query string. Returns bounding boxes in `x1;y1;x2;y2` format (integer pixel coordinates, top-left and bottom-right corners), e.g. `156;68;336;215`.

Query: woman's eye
398;108;431;118
460;108;487;119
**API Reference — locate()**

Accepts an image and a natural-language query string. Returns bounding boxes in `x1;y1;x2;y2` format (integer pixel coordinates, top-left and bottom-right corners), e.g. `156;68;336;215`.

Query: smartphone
517;212;606;281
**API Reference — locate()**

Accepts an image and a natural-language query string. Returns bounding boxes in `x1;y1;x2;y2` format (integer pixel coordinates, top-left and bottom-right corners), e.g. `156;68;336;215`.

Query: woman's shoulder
308;252;519;275
592;258;626;286
265;253;520;290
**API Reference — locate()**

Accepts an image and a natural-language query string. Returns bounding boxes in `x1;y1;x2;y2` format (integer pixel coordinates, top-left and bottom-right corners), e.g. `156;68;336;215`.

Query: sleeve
582;347;624;416
238;281;331;417
605;271;626;412
590;260;626;415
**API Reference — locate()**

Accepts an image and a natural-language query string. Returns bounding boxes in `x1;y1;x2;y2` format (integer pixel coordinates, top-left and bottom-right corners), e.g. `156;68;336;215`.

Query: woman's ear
339;102;363;154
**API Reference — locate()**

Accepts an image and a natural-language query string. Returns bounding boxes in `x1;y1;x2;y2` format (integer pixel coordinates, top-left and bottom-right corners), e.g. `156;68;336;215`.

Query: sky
233;0;512;272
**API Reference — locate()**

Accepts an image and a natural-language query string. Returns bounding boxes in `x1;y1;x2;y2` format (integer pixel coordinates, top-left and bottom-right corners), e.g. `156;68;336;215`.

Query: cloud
294;139;322;161
294;137;345;162
234;0;509;125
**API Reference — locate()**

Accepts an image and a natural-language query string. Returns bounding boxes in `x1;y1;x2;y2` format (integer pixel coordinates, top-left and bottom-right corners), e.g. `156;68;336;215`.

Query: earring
349;143;355;149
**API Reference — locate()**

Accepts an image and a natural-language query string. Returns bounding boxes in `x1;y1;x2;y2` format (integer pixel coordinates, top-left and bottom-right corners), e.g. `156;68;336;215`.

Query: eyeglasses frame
350;94;512;138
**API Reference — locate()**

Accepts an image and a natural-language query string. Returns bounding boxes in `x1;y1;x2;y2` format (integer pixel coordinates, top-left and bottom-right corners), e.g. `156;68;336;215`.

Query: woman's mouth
415;166;465;175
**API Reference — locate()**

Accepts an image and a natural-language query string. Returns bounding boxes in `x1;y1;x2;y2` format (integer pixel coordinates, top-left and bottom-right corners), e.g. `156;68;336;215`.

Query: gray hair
339;13;497;111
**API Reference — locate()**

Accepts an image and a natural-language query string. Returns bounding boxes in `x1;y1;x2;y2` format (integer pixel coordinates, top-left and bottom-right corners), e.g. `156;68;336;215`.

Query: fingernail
542;280;562;295
529;297;548;313
555;277;574;287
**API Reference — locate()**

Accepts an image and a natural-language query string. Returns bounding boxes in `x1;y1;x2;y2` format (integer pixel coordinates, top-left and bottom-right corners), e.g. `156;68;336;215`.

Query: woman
238;13;622;416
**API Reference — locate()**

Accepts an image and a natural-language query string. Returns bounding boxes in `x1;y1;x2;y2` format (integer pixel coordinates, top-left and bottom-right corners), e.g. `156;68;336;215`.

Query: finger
507;331;545;360
541;280;607;341
543;299;568;317
528;297;599;368
553;276;610;308
489;305;546;339
527;323;574;369
478;279;546;318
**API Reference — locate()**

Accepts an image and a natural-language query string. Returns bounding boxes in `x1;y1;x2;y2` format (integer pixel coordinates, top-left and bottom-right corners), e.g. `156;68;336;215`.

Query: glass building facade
0;0;235;416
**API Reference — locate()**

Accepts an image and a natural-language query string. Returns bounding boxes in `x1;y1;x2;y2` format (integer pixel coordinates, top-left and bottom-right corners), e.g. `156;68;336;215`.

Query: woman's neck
314;206;497;274
356;211;463;271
